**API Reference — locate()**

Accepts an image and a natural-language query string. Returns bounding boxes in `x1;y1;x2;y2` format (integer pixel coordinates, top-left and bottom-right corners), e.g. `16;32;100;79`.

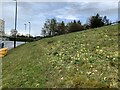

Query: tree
78;20;81;25
68;20;83;32
41;28;46;37
49;18;57;36
83;24;90;30
89;13;104;28
57;21;66;34
45;19;51;36
16;33;21;37
41;18;58;36
66;21;72;33
41;19;50;36
103;16;110;25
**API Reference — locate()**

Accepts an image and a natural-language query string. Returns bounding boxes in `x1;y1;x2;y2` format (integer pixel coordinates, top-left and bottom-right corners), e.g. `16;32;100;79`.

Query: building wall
0;19;5;37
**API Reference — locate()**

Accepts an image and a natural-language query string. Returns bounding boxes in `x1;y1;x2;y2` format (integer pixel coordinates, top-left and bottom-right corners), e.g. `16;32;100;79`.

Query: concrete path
4;41;25;50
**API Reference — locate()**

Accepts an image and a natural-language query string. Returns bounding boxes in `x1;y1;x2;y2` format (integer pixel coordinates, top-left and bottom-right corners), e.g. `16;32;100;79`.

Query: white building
0;19;5;37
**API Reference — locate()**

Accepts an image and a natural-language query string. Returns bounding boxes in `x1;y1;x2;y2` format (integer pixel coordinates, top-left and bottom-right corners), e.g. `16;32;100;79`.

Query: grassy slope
2;24;119;88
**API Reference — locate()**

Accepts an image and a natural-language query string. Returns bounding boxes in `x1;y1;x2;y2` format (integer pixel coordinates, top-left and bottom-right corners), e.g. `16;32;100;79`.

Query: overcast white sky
0;0;119;36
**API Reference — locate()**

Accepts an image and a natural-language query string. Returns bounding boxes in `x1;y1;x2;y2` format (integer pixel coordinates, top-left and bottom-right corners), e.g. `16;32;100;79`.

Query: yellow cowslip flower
94;70;98;72
81;49;83;52
86;58;89;60
104;35;108;37
96;49;99;52
61;77;64;80
71;57;74;59
114;51;118;57
83;58;86;61
90;65;93;68
96;46;100;48
90;56;92;58
83;44;85;47
87;43;89;46
103;77;107;80
107;55;110;58
113;58;116;60
36;84;40;87
87;71;92;75
59;53;62;56
70;60;73;63
77;53;80;57
99;49;103;53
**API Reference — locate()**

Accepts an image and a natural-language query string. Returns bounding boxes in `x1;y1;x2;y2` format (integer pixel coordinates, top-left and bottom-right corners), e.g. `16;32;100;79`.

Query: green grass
2;24;119;88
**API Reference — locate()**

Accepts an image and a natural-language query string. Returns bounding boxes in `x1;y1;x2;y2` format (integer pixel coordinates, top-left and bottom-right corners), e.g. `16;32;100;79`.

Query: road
4;41;25;50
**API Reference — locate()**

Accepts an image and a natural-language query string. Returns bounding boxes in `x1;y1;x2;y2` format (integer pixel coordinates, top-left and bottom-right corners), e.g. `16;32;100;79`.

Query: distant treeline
7;13;119;42
9;36;34;42
41;13;119;37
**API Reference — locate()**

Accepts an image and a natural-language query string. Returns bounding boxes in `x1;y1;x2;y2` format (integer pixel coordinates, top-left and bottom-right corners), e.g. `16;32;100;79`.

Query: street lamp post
24;24;26;35
28;22;31;38
14;0;17;48
24;24;26;43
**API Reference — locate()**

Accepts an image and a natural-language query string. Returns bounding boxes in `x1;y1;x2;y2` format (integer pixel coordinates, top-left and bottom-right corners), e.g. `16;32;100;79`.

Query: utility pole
14;0;17;48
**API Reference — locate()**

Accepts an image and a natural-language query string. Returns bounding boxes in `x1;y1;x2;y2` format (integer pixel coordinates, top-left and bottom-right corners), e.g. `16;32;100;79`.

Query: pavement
4;41;25;50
